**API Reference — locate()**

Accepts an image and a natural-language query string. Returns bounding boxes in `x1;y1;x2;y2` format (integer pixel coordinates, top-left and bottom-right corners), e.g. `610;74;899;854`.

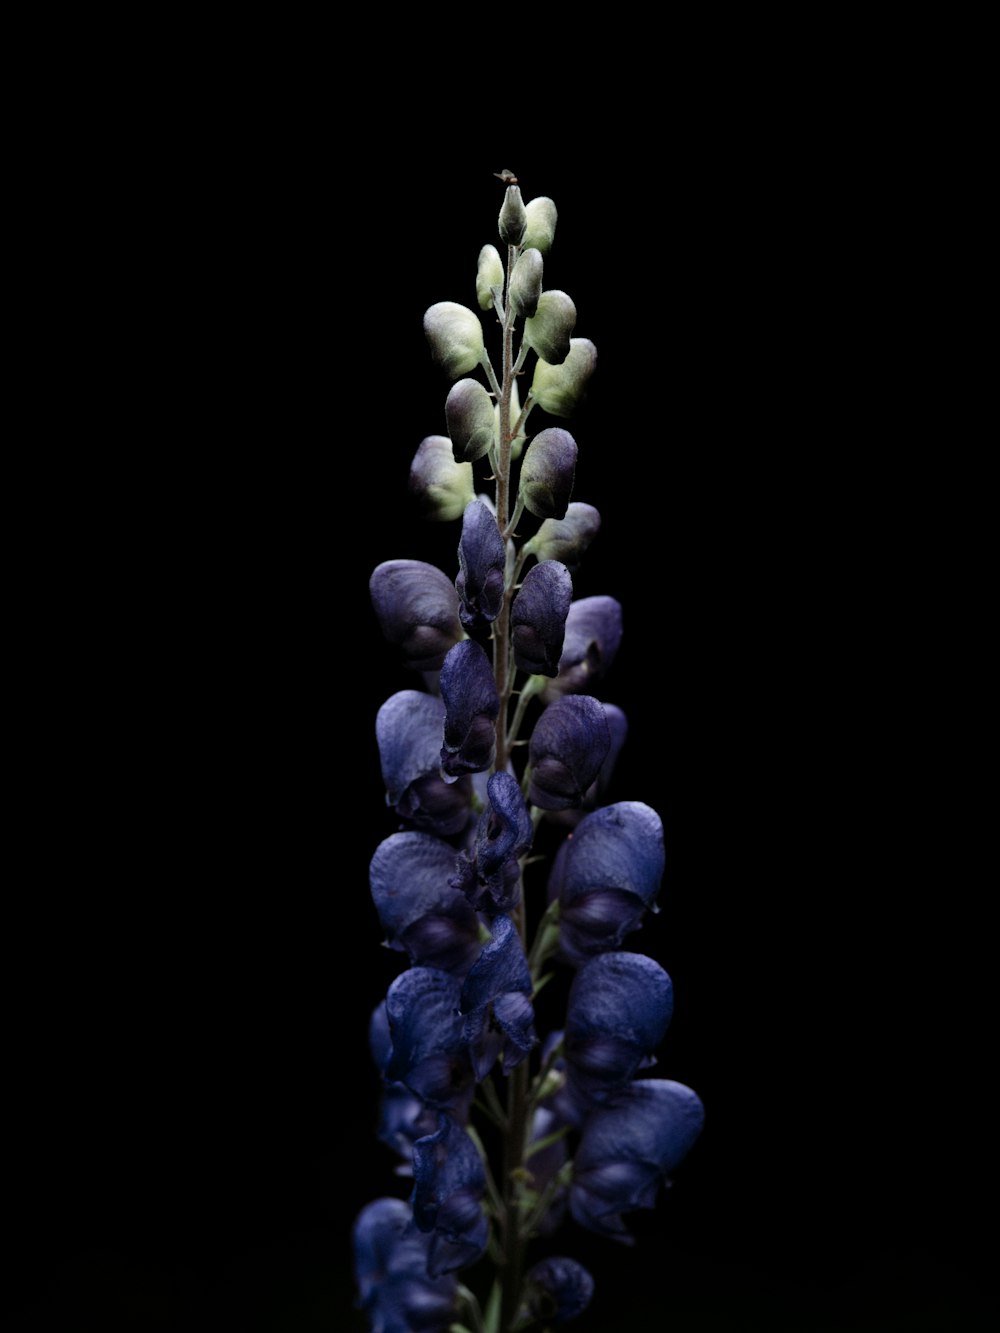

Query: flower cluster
355;172;703;1332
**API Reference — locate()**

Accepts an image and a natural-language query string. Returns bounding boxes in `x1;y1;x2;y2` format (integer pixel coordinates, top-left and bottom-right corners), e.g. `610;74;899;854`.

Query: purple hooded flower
546;801;665;966
353;1196;458;1331
545;702;628;831
369;832;481;976
439;640;500;778
411;1112;489;1276
522;1256;595;1325
376;691;473;837
528;695;611;811
370;559;463;673
569;1079;705;1242
451;770;534;915
564;952;674;1108
455;500;506;633
384;967;474;1111
510;559;573;677
460;913;536;1078
369;1003;440;1167
543;594;623;701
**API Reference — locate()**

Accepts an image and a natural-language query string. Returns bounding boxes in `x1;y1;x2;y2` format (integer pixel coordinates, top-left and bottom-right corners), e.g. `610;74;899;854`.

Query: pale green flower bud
476;244;504;311
423;301;486;378
520;427;577;519
523;196;558;255
530;338;598;418
499;184;527;246
408;435;475;521
510;247;544;319
522;502;601;569
523;290;577;366
446;378;496;463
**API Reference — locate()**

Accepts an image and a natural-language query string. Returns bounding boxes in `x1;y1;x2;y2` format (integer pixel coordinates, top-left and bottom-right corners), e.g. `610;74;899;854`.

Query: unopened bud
519;427;578;519
499;184;527;246
423;301;486;379
523;502;601;568
523;196;558;254
510;247;544;319
446;379;496;463
530;338;597;417
523;290;577;365
476;244;504;311
409;435;475;521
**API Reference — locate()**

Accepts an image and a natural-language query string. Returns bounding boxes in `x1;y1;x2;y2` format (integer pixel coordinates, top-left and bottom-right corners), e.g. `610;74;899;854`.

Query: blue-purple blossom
370;559;463;673
520;427;578;519
569;1079;705;1242
528;695;611;811
411;1112;489;1276
545;701;628;831
543;594;623;700
460;913;536;1078
369;832;481;975
384;968;474;1111
439;639;500;778
510;559;573;677
376;691;472;836
451;770;534;915
522;1255;595;1324
563;952;673;1108
352;1196;458;1332
546;801;665;966
369;1004;439;1167
455;500;506;633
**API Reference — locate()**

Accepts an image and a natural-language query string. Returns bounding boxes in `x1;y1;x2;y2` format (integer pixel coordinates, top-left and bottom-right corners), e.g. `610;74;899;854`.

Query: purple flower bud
384;967;473;1110
370;559;463;673
369;832;481;975
524;289;577;365
564;952;674;1106
412;1112;489;1276
352;1197;457;1327
510;559;573;677
569;1080;705;1242
439;640;499;778
460;913;536;1077
445;378;496;464
520;427;578;520
455;500;506;632
543;594;623;699
523;1256;595;1324
376;691;472;836
528;695;611;811
452;770;534;915
547;801;665;966
545;702;628;831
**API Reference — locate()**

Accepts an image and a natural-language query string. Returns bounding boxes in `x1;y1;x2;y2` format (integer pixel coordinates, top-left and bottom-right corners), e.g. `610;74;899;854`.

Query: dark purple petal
376;691;473;836
369;832;481;975
564;953;673;1104
411;1113;489;1276
455;500;506;631
384;968;473;1109
523;1256;595;1324
439;640;499;778
543;594;623;699
545;702;628;831
528;696;611;811
460;914;536;1076
370;559;463;672
511;559;573;677
569;1080;705;1242
352;1197;457;1329
547;801;665;964
455;771;534;915
519;427;578;519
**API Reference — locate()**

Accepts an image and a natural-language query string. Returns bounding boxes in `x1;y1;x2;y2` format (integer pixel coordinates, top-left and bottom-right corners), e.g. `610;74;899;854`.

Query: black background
5;133;986;1331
